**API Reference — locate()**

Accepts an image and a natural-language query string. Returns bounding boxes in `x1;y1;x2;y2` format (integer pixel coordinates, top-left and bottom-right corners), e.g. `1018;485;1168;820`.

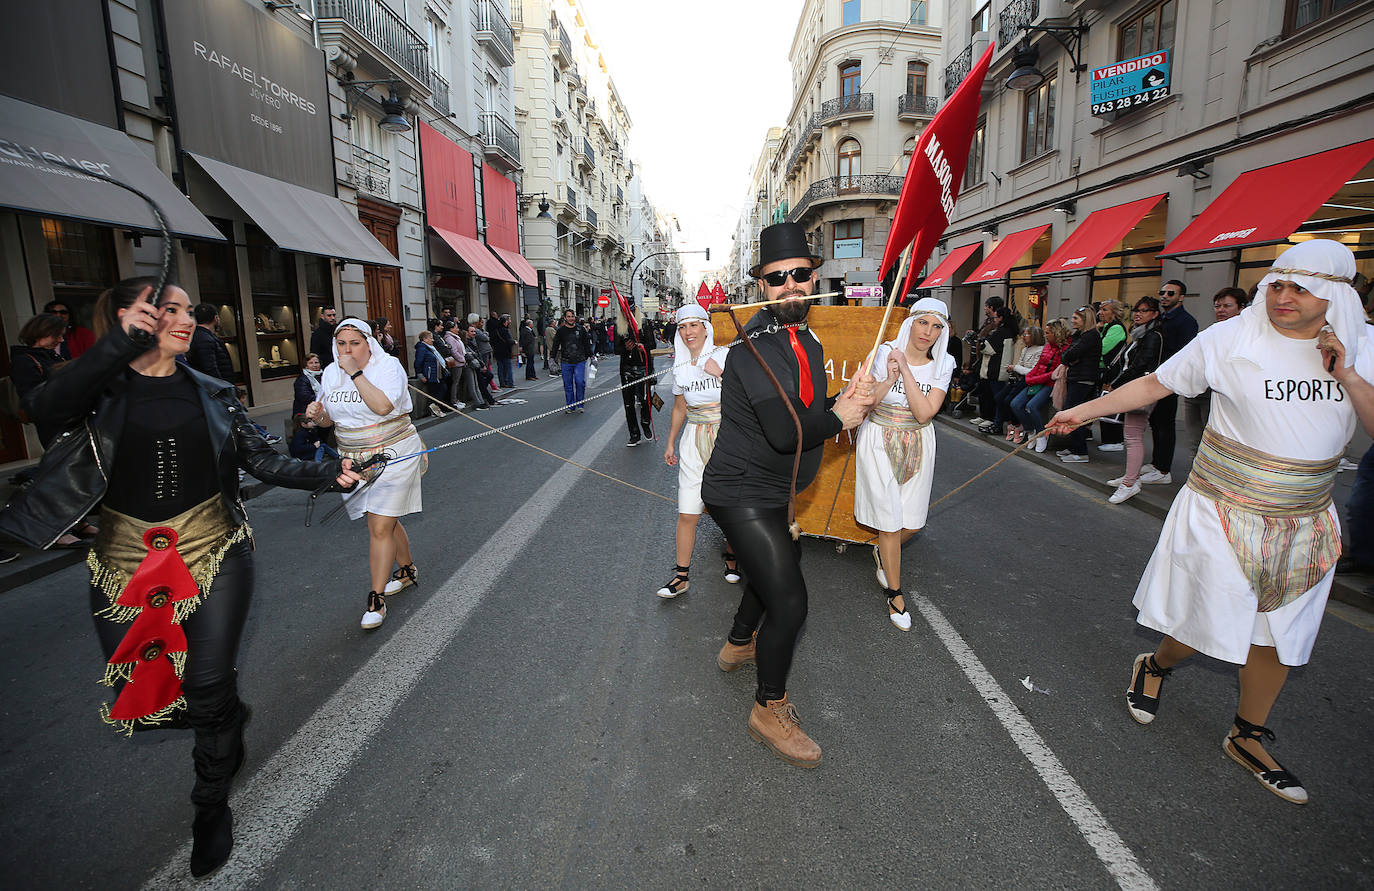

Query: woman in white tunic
305;319;426;630
657;304;736;598
855;297;954;631
1047;239;1374;804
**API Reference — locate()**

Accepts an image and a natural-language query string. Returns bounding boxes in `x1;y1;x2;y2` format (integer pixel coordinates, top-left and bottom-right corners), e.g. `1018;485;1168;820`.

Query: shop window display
304;255;336;331
195;219;247;384
40;217;116;333
246;226;302;380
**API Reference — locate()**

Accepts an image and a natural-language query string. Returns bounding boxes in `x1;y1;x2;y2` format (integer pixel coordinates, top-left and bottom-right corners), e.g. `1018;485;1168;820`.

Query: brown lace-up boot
747;694;822;768
716;632;757;672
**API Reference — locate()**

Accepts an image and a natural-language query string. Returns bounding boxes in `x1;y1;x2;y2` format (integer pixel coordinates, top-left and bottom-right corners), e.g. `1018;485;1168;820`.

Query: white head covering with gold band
1243;239;1365;370
884;296;955;382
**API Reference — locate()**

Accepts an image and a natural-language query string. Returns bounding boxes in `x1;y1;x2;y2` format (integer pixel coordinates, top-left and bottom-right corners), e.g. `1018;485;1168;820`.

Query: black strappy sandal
722;552;741;584
1125;652;1172;725
360;590;386;630
885;588;911;632
656;565;690;599
384;562;418;595
1224;714;1309;804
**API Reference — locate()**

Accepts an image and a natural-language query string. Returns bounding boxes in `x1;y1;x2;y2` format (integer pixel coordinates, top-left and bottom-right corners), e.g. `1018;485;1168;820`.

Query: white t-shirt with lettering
672;346;729;407
1154;315;1369;460
872;343;953;407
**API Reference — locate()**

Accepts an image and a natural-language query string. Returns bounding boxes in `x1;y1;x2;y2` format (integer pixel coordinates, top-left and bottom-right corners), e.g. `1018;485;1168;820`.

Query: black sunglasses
1158;289;1178;296
760;266;814;287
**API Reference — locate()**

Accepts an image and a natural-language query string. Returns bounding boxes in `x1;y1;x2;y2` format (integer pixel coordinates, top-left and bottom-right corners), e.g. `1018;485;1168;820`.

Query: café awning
0;94;223;240
487;244;538;286
429;226;517;283
918;242;983;288
1034;194;1167;275
187;152;400;267
1160;138;1374;257
964;225;1051;282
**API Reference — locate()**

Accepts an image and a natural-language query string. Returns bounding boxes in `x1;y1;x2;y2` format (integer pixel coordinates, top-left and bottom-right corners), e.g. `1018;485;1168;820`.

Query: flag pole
859;240;914;377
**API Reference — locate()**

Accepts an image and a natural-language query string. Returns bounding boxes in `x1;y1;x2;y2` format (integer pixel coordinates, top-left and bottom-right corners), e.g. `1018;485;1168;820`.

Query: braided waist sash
686;402;721;460
868;400;930;485
1186;427;1339;612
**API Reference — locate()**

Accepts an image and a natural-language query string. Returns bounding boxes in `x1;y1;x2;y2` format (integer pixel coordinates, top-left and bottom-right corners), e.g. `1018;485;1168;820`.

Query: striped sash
868;401;929;485
686;402;721;461
1186;428;1339;611
335;414;425;476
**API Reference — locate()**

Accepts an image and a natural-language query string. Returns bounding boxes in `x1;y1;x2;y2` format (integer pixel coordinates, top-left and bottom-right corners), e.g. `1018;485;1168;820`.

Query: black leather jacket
0;325;342;549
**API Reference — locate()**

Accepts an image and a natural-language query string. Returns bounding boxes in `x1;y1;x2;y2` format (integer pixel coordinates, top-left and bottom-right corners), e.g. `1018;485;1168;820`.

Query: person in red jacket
44;299;96;359
1009;319;1067;452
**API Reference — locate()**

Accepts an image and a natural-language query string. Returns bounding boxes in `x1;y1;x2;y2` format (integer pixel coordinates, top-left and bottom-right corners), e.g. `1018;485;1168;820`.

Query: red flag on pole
711;281;726;302
879;44;995;299
696;281;712;311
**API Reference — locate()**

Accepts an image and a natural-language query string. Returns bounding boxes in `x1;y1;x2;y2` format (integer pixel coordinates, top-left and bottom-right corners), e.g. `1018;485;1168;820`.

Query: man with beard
703;222;873;768
310;306;339;368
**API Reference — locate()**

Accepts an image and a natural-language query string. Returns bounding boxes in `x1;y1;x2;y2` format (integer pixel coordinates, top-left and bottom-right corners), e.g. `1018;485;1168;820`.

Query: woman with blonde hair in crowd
997;325;1045;444
855;297;955;631
1056;307;1103;463
1011;320;1067;452
305;319;426;630
1095;300;1129;452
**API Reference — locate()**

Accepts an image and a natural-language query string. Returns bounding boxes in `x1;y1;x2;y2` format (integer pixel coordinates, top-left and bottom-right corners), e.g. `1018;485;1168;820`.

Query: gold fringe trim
90;524;252;624
99;696;187;738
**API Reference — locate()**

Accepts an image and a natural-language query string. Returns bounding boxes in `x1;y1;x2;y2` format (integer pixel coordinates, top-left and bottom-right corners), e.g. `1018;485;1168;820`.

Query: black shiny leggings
90;541;253;808
708;503;808;704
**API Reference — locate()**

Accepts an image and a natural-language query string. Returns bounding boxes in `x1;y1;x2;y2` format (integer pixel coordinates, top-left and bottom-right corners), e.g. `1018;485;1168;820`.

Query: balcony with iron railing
552;18;572;66
819;92;874;124
477;0;515;67
350;144;391;200
785;114;820;176
509;0;522;27
558;184;580;220
998;0;1041;49
429;71;450;115
480;112;521;169
615;184;624;206
786;175;902;224
317;0;431;90
897;93;939;118
582;137;596;169
585;207;598;230
944;43;973;98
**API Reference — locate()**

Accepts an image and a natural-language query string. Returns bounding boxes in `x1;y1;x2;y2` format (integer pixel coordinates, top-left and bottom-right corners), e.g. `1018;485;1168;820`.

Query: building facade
925;0;1374;333
731;0;945;298
0;0;543;465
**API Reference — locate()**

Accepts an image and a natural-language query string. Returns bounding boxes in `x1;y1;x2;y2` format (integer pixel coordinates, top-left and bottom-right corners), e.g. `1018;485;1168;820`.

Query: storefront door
359;201;403;334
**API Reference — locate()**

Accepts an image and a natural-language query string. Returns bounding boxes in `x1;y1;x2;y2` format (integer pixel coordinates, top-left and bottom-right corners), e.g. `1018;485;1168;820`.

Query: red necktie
785;327;814;407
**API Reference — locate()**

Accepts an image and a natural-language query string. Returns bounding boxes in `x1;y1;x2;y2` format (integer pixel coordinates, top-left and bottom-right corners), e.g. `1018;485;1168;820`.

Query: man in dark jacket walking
491;314;516;388
1141;279;1199;484
310;306;338;367
519;318;539;380
550;309;594;412
616;315;656;445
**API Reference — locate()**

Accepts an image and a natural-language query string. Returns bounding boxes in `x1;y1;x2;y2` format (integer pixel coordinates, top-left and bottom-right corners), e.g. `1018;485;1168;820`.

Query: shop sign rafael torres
1090;50;1171;117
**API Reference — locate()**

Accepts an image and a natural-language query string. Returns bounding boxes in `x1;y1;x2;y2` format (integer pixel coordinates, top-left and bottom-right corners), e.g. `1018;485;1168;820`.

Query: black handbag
0;417;103;549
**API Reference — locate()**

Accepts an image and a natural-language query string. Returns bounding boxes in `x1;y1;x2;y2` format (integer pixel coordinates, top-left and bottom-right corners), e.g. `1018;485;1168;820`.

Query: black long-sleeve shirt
702;310;841;508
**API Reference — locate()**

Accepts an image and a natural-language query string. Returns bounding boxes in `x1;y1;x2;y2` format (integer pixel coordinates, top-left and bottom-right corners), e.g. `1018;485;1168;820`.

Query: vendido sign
1090;50;1171;117
163;0;333;194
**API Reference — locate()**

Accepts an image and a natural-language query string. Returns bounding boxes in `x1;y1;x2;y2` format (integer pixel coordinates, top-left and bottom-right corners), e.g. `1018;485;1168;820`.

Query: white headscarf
320;318;411;415
672;304;724;366
883;297;955;381
1241;239;1365;370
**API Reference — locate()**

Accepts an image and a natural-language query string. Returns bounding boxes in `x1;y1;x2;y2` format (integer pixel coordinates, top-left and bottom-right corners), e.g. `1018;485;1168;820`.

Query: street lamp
338;76;412;134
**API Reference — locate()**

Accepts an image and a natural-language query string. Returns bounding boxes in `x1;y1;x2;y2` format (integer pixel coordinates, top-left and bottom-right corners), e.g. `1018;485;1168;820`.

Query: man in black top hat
704;222;873;768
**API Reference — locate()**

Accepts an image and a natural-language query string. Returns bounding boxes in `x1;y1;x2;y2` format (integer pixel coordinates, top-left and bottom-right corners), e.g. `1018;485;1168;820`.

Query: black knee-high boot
185;677;248;878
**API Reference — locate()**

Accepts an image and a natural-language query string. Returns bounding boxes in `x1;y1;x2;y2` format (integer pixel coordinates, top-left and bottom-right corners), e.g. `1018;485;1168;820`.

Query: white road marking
143;409;625;888
914;595;1159;891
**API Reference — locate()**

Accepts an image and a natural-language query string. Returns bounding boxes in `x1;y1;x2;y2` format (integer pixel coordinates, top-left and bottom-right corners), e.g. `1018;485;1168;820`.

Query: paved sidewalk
934;412;1373;614
0;375;542;594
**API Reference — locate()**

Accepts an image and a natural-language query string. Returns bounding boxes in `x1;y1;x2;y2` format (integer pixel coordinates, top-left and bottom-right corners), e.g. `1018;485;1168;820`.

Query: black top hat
750;222;822;278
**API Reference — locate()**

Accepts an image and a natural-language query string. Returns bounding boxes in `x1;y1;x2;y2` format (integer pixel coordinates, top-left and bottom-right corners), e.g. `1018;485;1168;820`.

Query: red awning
964;225;1051;282
1034;194;1166;275
430;226;517;283
1160;138;1374;257
487;244;538;286
918;242;983;288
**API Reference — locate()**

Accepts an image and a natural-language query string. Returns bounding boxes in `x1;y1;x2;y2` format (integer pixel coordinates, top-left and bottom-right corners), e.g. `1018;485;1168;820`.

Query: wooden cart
710;305;904;550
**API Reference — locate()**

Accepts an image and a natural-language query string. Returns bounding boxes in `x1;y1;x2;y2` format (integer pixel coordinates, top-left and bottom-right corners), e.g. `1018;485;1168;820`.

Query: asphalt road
1;363;1370;889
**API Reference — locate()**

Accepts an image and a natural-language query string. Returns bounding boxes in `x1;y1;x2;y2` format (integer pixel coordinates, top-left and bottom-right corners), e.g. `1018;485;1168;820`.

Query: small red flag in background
879;44;995;300
711;282;726;302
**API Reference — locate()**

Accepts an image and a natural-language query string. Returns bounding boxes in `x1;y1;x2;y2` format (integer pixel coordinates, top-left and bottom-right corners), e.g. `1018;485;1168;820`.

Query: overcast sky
579;0;801;283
